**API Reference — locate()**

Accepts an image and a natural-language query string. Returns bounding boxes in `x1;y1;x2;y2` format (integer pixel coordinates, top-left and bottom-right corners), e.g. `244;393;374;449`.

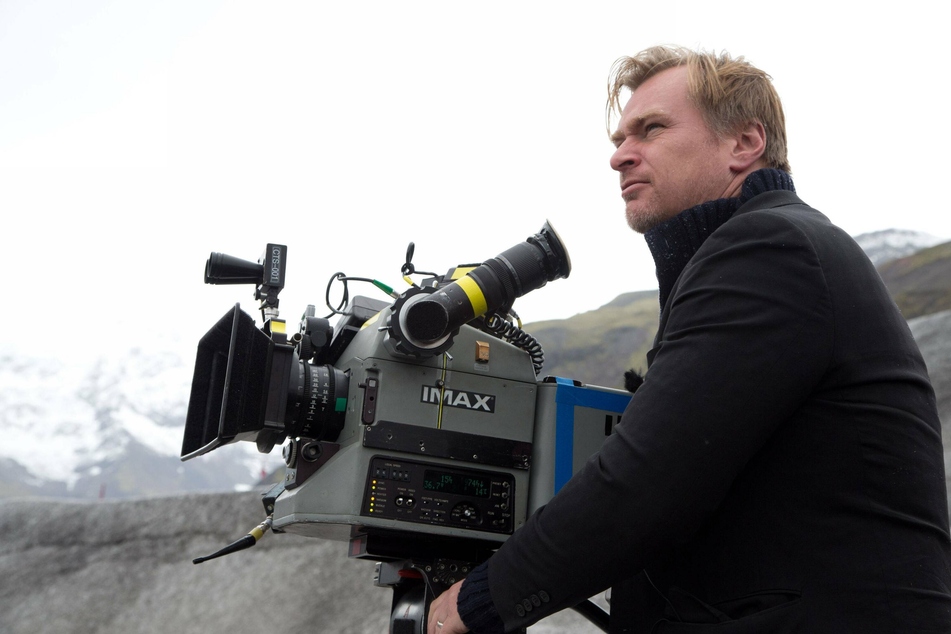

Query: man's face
610;66;738;233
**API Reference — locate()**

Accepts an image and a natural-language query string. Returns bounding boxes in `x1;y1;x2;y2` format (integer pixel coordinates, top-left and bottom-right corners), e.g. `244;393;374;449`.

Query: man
428;46;951;633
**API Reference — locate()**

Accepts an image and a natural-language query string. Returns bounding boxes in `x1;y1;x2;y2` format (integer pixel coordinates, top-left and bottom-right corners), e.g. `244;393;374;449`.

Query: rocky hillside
879;241;951;319
0;491;600;634
909;310;951;503
529;289;659;389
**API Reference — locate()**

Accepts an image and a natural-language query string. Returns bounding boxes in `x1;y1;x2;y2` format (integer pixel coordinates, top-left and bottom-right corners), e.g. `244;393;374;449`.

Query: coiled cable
483;313;545;375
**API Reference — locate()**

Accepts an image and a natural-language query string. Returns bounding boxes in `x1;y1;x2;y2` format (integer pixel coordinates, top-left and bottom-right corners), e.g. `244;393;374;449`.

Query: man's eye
645;123;663;133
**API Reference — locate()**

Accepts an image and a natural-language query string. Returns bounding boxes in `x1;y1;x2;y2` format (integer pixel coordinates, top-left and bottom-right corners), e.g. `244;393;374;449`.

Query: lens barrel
289;361;349;441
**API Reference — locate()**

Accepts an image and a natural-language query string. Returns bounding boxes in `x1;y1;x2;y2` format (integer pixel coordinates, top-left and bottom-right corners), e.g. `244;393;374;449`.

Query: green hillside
527;290;659;390
878;241;951;319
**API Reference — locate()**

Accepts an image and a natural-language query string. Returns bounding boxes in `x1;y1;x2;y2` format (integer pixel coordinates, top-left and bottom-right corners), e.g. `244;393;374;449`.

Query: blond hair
608;46;790;172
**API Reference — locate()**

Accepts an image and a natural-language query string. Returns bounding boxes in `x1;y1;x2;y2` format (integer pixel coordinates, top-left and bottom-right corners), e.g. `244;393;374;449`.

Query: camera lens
287;360;349;442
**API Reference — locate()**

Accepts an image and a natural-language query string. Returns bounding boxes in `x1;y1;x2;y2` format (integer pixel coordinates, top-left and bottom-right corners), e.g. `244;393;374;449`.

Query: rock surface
0;491;600;633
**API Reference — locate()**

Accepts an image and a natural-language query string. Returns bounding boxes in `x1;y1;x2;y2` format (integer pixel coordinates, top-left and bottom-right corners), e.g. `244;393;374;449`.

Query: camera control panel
362;456;515;535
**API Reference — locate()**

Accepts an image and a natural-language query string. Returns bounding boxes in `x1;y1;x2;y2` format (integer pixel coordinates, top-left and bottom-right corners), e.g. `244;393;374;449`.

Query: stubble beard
625;167;732;234
624;192;669;234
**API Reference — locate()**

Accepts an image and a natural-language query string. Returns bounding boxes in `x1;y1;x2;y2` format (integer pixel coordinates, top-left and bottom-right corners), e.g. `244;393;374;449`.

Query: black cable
483;313;545;375
323;272;376;318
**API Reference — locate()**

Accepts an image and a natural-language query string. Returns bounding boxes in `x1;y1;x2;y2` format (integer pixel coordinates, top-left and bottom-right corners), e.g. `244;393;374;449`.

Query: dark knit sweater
646;168;795;311
455;168;796;634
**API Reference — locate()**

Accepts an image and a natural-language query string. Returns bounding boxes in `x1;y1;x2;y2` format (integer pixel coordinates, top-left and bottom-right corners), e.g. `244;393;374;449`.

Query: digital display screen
423;469;490;498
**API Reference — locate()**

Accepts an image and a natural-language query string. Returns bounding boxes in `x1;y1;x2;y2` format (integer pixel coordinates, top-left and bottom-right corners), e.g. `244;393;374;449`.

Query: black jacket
482;190;951;632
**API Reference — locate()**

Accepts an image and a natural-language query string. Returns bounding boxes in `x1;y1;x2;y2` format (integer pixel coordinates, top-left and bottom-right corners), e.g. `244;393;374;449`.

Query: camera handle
376;560;529;634
375;560;609;633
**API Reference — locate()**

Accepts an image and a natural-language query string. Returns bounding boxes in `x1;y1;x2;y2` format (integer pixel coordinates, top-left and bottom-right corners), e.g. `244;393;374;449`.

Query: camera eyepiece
394;221;570;351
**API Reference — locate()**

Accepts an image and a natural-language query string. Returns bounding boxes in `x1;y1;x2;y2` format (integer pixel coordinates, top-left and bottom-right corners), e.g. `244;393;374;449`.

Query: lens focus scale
293;361;349;442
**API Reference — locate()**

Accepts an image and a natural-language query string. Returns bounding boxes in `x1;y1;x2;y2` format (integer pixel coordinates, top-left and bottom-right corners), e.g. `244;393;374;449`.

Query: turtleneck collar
645;168;795;311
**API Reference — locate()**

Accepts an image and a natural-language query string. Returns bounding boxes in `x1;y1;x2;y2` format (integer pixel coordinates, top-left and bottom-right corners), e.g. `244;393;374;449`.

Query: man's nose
610;141;639;172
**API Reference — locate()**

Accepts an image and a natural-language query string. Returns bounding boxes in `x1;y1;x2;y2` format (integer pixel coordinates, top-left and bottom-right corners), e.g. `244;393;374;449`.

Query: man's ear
728;120;767;172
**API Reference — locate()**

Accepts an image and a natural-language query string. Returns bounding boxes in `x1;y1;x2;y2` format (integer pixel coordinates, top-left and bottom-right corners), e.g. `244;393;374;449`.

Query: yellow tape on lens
455;276;488;316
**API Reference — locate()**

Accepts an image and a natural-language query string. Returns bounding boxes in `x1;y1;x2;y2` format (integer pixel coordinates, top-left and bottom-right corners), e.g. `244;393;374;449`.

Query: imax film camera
182;223;630;632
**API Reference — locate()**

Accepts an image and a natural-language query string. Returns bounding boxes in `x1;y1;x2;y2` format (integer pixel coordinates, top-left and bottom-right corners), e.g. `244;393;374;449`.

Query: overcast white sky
2;1;948;361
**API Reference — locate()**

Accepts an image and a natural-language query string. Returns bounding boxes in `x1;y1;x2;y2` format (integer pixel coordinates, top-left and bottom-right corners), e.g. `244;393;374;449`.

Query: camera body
181;226;631;558
268;298;630;546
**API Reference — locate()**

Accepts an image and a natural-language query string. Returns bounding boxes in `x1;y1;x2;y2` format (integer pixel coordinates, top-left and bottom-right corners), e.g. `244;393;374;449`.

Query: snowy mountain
0;344;283;499
853;229;945;267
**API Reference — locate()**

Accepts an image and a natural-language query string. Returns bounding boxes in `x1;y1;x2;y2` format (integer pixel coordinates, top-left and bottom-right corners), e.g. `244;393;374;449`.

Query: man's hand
427;579;469;634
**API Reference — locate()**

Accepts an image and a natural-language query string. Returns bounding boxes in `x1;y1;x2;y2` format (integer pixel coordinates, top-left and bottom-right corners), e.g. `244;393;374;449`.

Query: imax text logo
420;386;496;413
